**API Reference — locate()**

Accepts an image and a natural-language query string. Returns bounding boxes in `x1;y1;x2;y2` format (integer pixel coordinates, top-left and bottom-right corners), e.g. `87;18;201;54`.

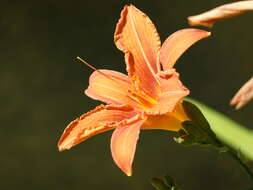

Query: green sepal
173;100;223;150
151;174;181;190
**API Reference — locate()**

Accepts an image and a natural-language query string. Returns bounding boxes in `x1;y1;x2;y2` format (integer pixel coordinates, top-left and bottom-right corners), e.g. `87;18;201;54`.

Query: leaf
151;175;181;190
174;100;223;149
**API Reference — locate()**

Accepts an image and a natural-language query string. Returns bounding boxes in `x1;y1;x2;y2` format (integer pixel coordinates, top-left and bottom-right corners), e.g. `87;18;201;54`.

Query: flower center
126;76;158;110
127;89;157;109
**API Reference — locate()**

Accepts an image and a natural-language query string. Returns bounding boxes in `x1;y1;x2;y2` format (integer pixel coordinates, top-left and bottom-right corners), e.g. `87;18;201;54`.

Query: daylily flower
58;5;210;176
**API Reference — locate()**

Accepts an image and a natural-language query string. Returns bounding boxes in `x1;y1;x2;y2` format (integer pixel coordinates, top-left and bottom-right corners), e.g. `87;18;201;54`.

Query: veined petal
58;104;137;151
142;103;189;131
160;29;211;70
85;69;137;107
146;70;189;115
111;114;146;176
115;5;161;98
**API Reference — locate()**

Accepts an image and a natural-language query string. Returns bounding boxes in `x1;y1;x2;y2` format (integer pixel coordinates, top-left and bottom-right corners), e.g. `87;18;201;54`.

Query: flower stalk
226;149;253;182
186;97;253;160
176;99;253;183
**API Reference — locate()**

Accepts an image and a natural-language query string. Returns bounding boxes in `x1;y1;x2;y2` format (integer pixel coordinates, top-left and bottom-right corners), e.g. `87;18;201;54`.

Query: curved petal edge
160;28;211;70
58;104;137;151
110;114;146;176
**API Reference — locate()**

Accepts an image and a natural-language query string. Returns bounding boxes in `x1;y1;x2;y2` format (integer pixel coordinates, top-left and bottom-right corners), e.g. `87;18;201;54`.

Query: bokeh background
1;0;253;189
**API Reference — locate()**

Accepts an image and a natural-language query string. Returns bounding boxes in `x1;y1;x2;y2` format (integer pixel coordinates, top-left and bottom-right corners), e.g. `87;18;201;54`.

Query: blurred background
1;0;253;189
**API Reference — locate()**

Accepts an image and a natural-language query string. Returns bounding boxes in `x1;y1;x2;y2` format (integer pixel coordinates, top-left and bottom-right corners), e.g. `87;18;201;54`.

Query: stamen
127;93;146;107
76;56;122;86
77;56;158;110
77;56;104;75
138;90;157;105
130;76;157;106
127;89;157;109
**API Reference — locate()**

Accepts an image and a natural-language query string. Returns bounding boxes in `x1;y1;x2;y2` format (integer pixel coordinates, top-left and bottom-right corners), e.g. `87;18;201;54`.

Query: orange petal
142;103;189;131
160;29;211;70
58;104;137;151
110;114;146;176
142;114;182;131
146;70;189;115
230;76;253;110
85;69;137;107
115;5;161;98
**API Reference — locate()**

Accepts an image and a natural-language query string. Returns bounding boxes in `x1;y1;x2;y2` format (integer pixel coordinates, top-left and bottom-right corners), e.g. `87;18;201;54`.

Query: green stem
226;149;253;182
186;97;253;160
185;98;253;183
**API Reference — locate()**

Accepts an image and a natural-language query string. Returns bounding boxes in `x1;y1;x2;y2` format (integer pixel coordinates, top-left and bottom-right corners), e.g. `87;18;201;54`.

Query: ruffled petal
160;29;211;70
146;70;189;115
114;5;161;98
85;69;137;107
142;103;189;131
58;104;137;151
110;114;146;176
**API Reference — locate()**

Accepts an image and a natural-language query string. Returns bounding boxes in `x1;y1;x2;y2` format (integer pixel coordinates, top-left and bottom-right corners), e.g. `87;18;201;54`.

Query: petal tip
58;144;66;152
195;29;211;39
58;141;71;152
126;170;132;177
205;31;211;38
58;147;64;152
190;28;211;38
120;165;133;176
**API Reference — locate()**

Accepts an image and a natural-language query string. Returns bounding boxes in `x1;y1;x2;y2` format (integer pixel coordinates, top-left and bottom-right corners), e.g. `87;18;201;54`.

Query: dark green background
1;0;253;189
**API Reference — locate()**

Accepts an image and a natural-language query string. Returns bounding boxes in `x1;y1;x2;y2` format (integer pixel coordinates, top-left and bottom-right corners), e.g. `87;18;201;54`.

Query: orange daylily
58;5;210;176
